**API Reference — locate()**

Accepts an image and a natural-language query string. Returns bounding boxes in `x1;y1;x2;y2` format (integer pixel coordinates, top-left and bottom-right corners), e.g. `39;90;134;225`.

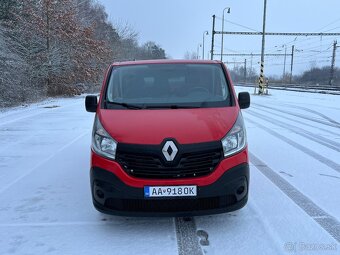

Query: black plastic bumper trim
90;163;249;217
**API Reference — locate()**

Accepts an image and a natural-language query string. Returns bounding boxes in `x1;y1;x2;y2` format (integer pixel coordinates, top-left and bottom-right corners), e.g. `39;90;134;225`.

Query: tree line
229;65;340;86
0;0;166;107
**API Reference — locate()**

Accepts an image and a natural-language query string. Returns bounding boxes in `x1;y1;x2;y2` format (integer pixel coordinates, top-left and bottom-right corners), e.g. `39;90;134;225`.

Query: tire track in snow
0;221;117;227
250;152;340;243
249;105;339;137
246;110;340;152
0;134;36;154
245;118;340;173
0;131;89;195
282;104;340;125
175;217;204;255
0;101;81;127
252;103;340;129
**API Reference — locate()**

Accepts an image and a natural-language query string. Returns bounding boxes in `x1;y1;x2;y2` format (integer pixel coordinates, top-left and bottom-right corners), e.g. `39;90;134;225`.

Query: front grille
104;195;237;212
116;141;223;179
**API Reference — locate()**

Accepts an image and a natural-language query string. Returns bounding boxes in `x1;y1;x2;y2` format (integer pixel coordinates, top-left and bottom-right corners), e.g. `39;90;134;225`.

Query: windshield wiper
144;104;202;109
106;101;207;109
106;101;144;109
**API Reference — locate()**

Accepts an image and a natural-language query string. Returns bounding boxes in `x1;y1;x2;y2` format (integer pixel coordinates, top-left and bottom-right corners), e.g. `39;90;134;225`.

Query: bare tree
0;0;168;107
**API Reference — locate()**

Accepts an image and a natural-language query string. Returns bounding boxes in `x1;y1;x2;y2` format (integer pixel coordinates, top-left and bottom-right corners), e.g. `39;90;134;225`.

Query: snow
0;89;339;254
236;87;340;219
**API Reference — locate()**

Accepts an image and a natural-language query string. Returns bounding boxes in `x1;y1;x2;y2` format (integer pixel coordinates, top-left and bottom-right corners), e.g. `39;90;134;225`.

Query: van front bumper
90;163;249;217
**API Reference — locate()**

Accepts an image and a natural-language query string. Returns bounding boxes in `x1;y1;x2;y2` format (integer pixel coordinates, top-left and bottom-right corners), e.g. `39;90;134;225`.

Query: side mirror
85;95;98;112
238;92;250;109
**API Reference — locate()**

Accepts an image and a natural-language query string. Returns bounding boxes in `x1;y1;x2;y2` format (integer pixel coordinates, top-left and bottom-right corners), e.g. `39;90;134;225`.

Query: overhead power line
324;26;340;33
214;16;260;32
316;18;340;32
215;31;340;36
209;14;340;86
221;53;288;57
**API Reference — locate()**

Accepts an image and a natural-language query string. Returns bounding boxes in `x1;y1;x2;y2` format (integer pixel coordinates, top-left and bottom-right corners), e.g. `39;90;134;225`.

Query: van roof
111;59;222;67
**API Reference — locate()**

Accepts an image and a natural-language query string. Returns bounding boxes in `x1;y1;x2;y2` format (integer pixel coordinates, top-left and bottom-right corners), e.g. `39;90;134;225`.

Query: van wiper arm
107;101;144;109
144;104;201;109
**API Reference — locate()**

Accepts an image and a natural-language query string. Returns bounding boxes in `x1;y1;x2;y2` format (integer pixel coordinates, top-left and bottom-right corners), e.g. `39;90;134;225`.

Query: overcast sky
97;0;340;76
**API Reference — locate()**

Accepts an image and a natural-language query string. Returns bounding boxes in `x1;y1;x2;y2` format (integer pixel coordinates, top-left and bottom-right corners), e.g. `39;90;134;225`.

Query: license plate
144;185;197;198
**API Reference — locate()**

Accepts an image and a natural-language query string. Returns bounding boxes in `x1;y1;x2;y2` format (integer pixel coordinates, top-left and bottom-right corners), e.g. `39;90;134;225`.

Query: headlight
92;116;117;160
221;113;247;157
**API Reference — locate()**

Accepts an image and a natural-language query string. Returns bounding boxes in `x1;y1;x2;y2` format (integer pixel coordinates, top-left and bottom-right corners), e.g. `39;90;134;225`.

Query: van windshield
105;63;231;109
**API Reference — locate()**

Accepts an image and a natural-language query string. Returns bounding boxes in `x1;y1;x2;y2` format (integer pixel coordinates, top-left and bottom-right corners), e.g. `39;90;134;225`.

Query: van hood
98;107;238;145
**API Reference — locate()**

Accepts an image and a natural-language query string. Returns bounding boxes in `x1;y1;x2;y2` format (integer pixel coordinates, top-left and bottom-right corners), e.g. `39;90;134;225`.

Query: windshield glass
105;63;231;108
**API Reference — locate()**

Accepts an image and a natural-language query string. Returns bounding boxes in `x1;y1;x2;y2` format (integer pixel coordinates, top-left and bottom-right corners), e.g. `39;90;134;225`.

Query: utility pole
221;7;231;61
259;0;267;94
197;44;201;59
244;59;247;83
250;53;253;80
290;45;295;84
329;40;338;86
211;15;216;60
282;45;287;85
202;31;209;60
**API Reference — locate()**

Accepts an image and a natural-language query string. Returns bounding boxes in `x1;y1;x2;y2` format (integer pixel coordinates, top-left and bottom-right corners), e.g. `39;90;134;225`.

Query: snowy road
0;90;339;255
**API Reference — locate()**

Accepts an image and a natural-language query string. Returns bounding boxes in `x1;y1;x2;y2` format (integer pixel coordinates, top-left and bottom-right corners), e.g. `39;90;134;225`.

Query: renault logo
162;141;178;161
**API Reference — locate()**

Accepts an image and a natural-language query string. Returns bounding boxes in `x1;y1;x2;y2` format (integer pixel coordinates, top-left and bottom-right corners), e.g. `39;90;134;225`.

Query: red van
85;60;250;216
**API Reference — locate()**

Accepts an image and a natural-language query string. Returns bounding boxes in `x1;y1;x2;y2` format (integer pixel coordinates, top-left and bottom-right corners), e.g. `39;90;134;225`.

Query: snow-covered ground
0;90;339;255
